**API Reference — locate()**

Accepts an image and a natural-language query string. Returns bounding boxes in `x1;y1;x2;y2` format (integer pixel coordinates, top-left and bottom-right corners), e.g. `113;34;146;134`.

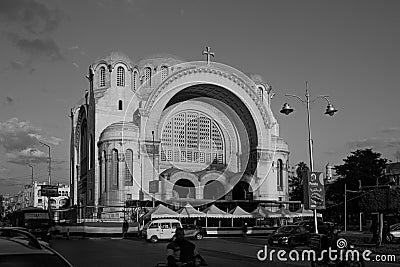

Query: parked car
141;219;182;243
293;220;335;234
268;225;310;247
0;227;73;266
181;224;206;240
389;223;400;242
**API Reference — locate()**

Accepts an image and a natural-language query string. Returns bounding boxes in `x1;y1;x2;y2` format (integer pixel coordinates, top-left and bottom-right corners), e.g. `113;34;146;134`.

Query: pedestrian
383;221;390;243
370;219;378;243
242;222;248;238
122;219;129;239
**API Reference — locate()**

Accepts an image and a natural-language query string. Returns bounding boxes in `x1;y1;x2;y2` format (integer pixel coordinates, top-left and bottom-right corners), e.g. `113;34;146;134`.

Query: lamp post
39;141;51;211
39;141;51;185
152;131;155;208
28;164;34;207
27;164;34;185
280;81;338;234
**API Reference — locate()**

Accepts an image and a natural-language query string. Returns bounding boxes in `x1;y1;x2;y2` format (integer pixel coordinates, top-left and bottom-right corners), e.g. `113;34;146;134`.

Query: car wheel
195;233;203;240
288;238;295;247
150;235;158;243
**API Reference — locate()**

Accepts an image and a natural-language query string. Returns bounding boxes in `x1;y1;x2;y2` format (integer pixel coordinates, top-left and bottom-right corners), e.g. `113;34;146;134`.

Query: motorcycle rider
166;228;206;267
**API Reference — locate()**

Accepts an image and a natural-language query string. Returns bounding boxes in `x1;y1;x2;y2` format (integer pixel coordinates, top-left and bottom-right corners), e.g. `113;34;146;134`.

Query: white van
142;218;182;243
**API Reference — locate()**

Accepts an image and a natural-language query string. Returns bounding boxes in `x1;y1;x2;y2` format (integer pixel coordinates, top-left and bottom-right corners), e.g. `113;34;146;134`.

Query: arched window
125;149;133;186
144;67;151;86
111;149;119;187
161;66;168;80
257;86;263;100
277;159;283;190
100;67;106;87
118;100;123;110
133;70;138;90
117;66;125;86
161;111;224;165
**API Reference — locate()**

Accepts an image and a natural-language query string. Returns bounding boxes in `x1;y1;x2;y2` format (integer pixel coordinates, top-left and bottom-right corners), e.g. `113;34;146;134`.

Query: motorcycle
309;233;365;267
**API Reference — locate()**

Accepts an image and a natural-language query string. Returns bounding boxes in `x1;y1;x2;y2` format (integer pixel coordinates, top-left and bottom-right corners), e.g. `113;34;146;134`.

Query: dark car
0;227;73;266
293;220;335;234
181;224;206;240
268;225;310;247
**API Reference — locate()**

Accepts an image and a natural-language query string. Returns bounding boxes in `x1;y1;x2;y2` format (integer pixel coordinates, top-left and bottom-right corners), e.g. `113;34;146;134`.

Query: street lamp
28;164;34;207
39;141;52;211
27;164;34;185
280;81;338;234
39;141;51;185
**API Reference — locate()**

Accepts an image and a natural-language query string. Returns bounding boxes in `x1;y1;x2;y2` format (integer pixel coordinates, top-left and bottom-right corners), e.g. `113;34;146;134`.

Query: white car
389;223;400;242
141;219;182;243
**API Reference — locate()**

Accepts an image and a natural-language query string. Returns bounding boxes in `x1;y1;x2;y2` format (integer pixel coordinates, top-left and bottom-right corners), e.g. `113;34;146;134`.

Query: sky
0;0;399;195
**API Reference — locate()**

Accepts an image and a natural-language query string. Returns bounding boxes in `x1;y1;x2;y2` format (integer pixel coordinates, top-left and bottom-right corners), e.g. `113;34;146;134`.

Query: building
70;51;290;219
386;162;400;187
13;182;70;210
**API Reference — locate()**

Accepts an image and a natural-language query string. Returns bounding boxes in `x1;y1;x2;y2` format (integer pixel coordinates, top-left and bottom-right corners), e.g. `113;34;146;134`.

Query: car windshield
276;226;296;234
0;254;71;267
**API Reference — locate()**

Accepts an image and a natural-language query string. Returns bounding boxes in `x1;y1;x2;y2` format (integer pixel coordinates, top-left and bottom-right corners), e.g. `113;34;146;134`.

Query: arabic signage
303;171;325;210
40;185;59;197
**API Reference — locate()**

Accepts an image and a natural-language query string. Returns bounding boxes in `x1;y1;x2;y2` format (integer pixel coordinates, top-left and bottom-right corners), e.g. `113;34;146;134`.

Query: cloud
381;127;400;135
0;0;62;34
6;33;64;61
347;137;400;151
1;96;14;107
0;117;63;164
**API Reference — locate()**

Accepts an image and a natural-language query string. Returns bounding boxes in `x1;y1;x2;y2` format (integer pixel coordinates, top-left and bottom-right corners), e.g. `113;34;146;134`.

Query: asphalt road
49;237;398;267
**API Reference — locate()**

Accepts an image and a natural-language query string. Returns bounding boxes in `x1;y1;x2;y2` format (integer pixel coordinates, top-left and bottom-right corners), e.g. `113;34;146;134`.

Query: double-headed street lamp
280;81;338;234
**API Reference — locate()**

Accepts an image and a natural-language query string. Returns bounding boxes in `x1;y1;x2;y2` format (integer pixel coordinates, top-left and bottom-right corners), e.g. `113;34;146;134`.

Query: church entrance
173;179;196;199
232;181;252;200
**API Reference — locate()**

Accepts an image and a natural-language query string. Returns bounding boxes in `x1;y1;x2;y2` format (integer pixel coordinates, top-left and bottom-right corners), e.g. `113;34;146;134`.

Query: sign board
303;171;325;210
149;180;159;193
40;185;59;197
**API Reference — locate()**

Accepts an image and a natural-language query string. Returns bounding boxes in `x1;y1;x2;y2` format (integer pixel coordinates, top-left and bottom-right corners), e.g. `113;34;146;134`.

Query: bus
7;207;53;240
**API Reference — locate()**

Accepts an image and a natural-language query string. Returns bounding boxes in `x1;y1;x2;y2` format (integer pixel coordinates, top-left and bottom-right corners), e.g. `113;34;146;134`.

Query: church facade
70;51;290;218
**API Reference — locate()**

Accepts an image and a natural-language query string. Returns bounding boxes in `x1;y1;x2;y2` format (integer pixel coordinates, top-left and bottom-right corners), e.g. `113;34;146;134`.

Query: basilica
70;50;290;218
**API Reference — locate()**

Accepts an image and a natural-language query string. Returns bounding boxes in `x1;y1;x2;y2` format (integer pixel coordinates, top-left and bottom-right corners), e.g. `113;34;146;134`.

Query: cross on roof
202;46;214;65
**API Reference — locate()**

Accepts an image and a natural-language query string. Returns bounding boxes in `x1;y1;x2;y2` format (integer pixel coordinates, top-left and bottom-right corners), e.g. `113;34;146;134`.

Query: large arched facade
70;52;289;215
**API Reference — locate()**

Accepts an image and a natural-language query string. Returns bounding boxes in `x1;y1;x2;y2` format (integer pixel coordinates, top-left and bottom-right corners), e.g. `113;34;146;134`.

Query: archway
173;179;196;199
203;180;225;200
232;181;252;200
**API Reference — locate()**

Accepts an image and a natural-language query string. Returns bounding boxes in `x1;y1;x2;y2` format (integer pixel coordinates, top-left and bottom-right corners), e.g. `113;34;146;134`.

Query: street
50;237;397;267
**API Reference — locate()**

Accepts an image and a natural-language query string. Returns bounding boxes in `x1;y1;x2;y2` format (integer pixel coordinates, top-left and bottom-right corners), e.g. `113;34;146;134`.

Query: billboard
149;180;159;194
303;171;326;209
40;185;59;197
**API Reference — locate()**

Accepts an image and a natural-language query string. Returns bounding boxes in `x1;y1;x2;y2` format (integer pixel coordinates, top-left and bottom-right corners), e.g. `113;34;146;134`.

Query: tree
332;148;388;245
289;162;309;201
335;148;388;190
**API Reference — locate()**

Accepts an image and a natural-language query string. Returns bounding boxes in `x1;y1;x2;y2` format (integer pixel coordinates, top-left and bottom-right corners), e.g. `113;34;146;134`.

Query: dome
137;53;185;68
95;51;133;66
99;121;139;142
